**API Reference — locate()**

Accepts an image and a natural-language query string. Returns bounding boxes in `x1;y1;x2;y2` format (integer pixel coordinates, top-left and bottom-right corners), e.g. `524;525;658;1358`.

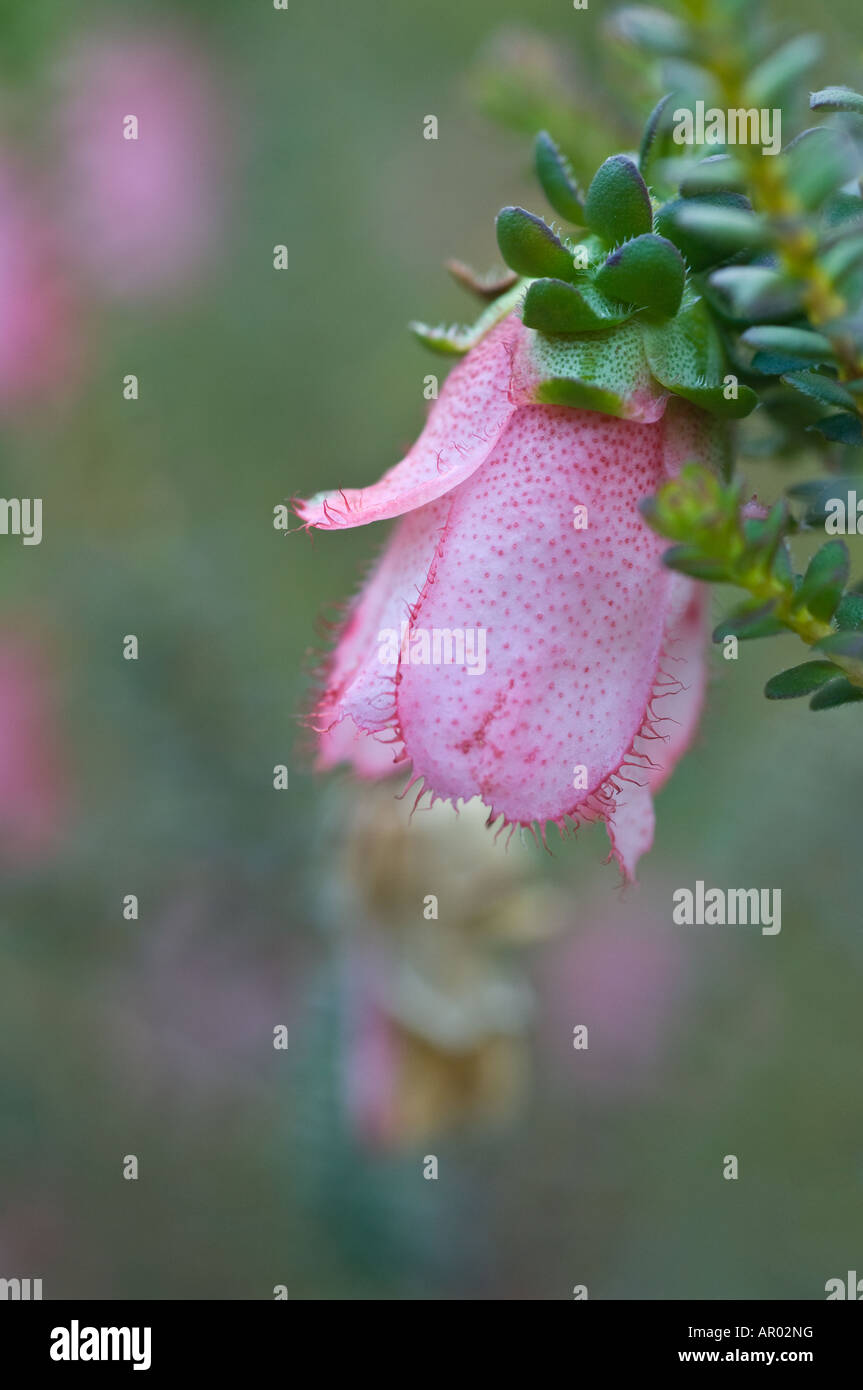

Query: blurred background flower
53;25;227;299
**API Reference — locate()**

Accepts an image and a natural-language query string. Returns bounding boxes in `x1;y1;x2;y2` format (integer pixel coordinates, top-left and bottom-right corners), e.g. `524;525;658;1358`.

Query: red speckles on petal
395;405;674;830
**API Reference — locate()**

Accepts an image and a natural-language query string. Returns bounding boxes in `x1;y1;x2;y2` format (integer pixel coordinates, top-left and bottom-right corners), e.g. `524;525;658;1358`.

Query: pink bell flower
297;312;711;878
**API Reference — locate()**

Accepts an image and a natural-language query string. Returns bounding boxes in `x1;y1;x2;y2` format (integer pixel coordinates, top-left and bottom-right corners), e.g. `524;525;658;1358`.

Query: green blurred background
0;0;861;1300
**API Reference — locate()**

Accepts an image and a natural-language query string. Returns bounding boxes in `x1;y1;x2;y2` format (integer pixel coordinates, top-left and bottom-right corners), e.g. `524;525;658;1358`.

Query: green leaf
671;202;771;253
495;206;575;280
608;6;691;57
639;93;674;174
679;155;746;196
785;127;851;211
534;131;584;224
814;630;863;660
809;676;863;709
741;325;835;363
807;412;863;445
835;592;863;630
655;193;755;271
594;233;685;320
521;277;628;333
663;545;731;581
792;539;849;620
781;370;858;412
707;266;802;322
765;660;839;699
584;156;652;247
713;601;785;642
810;86;863;115
820;234;863;286
787;476;863;526
745;35;821;108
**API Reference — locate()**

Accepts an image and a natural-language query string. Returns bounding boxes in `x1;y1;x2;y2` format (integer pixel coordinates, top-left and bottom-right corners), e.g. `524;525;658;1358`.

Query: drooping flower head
298;130;758;878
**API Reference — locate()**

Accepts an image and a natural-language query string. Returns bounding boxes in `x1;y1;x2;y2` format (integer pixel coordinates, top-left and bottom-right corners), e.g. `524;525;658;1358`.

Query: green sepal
522;320;661;418
594;233;685;320
583;156;652;247
809;677;863;709
521;277;629;333
791;538;849;620
534;131;584;224
764;660;838;699
641;299;758;418
496;207;575;280
409;321;475;355
535;377;634;415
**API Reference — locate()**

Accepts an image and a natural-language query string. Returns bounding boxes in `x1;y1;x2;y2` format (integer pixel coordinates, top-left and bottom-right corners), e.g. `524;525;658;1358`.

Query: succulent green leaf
534;131;584;224
807;412;863;445
655;193;754;270
784;127;851;211
707;266;803;322
594;233;685;320
764;660;839;699
584;156;652;246
741;325;835;363
495;206;575;280
814;630;863;661
835;592;863;630
809;676;863;709
780;370;858;412
663;545;731;581
671;202;771;252
713;601;785;642
820;234;863;287
792;539;849;620
745;35;821;108
679;155;746;196
608;6;691;57
810;86;863;115
521;277;629;333
638;93;674;174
